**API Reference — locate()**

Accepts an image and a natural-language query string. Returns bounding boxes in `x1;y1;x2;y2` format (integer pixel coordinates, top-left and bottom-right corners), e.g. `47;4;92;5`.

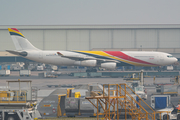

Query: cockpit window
167;55;173;58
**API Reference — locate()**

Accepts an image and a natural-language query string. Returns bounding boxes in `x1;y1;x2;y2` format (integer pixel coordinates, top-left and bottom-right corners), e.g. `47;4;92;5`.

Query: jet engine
74;60;97;67
101;62;116;69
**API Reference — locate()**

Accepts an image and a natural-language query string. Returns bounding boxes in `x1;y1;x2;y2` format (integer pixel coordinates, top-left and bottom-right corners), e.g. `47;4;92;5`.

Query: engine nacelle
74;60;97;67
101;62;116;69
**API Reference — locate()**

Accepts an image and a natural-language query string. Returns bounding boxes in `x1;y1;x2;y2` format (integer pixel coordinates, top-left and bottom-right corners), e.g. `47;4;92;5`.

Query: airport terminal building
0;24;180;62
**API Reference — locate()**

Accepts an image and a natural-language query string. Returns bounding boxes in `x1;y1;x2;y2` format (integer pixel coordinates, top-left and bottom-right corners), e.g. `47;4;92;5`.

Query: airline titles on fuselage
46;53;57;56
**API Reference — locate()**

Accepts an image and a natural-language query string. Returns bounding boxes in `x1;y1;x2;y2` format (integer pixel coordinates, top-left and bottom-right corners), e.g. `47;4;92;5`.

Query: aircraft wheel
163;114;169;120
92;69;97;72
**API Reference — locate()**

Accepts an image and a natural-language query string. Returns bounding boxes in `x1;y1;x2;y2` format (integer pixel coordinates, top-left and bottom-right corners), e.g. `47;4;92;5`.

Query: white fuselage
25;50;177;67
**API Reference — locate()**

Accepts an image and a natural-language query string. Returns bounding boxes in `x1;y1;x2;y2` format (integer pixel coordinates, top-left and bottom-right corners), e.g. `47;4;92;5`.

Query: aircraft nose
173;58;179;65
175;58;178;62
174;58;178;62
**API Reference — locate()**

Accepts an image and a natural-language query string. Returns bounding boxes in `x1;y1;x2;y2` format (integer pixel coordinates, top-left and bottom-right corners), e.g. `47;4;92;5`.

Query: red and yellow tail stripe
8;28;25;38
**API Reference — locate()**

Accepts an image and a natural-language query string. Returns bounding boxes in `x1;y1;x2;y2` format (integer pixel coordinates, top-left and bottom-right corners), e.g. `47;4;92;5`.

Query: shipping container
65;98;79;117
38;94;66;118
161;85;178;96
151;95;171;109
153;84;178;96
0;70;10;76
71;72;88;78
19;70;31;76
79;98;96;116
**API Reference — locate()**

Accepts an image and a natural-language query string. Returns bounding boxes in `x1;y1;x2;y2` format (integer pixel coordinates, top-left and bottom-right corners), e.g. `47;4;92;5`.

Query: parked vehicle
19;70;31;76
0;70;10;76
37;66;44;71
156;106;180;120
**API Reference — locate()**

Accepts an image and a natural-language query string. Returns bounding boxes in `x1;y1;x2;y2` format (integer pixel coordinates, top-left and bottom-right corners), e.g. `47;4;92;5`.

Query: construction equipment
0;79;41;120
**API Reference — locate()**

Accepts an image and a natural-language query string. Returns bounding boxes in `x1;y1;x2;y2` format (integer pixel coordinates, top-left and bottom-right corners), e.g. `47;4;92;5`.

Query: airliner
7;28;178;72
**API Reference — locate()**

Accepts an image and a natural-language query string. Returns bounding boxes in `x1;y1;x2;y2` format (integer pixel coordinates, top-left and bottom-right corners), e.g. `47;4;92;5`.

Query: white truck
37;66;44;71
51;65;58;71
156;106;180;120
43;71;57;78
167;66;174;71
0;70;10;76
19;70;31;76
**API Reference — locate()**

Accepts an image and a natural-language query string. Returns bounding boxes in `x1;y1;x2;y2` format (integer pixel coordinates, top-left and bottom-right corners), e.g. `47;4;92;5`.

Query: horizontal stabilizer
6;50;27;57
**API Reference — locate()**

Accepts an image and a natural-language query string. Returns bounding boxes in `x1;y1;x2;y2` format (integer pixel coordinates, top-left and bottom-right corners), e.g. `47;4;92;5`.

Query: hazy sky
0;0;180;25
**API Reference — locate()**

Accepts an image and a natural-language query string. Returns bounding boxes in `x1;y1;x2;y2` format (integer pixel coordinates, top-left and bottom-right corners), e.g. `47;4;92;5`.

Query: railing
155;111;172;120
86;83;174;120
119;84;156;119
102;83;156;120
0;90;27;103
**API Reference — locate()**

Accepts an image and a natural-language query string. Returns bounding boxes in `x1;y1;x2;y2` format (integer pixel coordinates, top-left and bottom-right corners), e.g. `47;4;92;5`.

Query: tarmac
0;71;180;120
0;71;175;87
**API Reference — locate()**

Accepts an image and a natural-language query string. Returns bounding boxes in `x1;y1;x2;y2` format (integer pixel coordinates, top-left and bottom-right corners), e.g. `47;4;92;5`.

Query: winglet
57;52;63;56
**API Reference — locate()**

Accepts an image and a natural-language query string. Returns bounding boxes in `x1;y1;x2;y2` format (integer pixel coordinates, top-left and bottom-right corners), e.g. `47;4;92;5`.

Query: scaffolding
86;83;156;120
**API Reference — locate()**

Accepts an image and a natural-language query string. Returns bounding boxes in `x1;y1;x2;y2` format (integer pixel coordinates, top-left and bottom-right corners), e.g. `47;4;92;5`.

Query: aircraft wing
6;50;27;56
57;52;120;63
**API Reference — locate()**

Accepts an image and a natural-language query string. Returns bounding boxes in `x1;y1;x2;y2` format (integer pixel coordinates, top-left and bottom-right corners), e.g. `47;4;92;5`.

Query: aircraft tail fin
8;28;39;50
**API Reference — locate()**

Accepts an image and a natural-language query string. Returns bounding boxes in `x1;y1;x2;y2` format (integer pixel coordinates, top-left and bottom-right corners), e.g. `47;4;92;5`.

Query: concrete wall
0;25;180;51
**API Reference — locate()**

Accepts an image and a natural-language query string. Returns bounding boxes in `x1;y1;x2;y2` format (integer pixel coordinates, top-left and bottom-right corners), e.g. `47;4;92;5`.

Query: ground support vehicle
0;80;41;120
19;70;31;76
134;86;147;100
0;107;40;120
0;70;10;76
156;107;180;120
153;84;178;97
